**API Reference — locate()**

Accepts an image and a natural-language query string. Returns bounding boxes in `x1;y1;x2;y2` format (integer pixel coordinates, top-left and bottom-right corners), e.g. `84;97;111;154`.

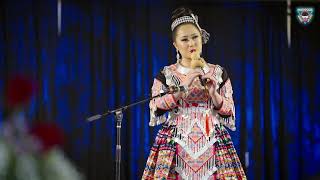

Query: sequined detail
143;63;246;179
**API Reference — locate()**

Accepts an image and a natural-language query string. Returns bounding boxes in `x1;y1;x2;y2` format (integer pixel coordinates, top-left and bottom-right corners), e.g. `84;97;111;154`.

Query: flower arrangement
0;74;83;180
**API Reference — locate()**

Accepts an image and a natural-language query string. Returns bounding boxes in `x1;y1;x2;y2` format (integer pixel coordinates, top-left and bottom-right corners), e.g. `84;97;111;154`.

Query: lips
190;49;196;53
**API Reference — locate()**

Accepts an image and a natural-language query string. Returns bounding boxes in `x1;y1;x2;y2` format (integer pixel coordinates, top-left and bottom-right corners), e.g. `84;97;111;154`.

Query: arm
214;78;236;131
149;78;182;126
152;79;180;112
149;67;201;126
214;79;235;116
203;66;236;131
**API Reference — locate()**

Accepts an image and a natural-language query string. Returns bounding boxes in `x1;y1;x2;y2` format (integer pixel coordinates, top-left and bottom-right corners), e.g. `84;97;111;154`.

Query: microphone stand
86;90;176;180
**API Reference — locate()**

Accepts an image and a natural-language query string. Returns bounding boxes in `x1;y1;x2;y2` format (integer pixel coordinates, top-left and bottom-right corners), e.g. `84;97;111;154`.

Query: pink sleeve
215;78;236;131
216;79;234;116
149;79;179;126
151;79;178;110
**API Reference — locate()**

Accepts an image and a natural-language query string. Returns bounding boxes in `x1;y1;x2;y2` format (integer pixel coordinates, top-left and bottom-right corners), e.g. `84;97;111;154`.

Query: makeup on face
174;24;203;63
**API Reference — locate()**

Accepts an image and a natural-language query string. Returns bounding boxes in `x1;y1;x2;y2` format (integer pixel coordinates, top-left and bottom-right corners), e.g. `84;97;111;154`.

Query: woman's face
173;23;202;60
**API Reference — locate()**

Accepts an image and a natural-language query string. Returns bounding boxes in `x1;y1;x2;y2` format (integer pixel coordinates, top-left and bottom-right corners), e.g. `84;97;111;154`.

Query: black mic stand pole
86;90;176;180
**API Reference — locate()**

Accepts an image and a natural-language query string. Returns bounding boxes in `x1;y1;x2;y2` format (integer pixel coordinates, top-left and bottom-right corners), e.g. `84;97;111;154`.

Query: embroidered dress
142;62;246;180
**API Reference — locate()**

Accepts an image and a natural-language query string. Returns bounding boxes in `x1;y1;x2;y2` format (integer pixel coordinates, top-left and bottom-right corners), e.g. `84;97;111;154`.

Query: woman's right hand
173;71;202;99
181;71;202;88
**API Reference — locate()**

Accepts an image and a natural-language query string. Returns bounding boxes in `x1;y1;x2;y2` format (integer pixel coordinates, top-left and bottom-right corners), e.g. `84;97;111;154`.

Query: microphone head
166;86;186;93
87;114;102;122
179;86;186;92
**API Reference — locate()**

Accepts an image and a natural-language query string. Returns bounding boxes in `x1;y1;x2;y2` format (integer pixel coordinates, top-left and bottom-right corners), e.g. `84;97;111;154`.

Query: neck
179;58;192;68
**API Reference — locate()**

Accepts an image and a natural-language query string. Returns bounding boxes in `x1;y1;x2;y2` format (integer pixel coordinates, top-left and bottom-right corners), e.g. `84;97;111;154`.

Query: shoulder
154;63;177;86
207;63;229;82
160;63;179;77
162;63;177;73
207;63;224;72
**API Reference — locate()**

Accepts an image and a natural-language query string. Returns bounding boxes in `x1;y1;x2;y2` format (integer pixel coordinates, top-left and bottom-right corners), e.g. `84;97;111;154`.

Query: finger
187;75;202;86
190;75;201;82
189;71;201;76
203;78;212;84
201;76;214;83
189;73;202;80
202;73;213;78
203;75;217;82
201;75;211;80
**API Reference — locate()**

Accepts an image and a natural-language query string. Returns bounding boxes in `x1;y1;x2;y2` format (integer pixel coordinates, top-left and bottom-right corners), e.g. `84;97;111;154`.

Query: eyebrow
180;33;198;38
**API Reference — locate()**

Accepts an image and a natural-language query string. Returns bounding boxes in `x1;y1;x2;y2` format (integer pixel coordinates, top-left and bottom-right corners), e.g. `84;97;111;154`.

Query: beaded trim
171;13;210;44
171;15;196;31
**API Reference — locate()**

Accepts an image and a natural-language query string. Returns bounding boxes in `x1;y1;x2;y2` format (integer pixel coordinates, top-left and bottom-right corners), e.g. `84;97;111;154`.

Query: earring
176;49;180;61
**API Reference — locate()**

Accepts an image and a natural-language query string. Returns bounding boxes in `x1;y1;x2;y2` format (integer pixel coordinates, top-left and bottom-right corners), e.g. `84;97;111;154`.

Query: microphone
87;114;102;122
86;86;187;122
165;85;186;93
159;85;186;96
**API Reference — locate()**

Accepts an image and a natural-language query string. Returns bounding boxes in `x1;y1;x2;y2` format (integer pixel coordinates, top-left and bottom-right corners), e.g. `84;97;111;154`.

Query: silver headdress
171;13;210;44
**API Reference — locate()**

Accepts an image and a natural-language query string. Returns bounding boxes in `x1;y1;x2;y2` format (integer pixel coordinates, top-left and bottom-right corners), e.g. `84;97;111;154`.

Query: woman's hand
173;71;202;99
201;73;223;108
182;71;202;87
201;73;217;96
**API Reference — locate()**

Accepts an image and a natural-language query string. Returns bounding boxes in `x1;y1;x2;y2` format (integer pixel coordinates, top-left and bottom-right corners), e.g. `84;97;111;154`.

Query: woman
142;7;246;180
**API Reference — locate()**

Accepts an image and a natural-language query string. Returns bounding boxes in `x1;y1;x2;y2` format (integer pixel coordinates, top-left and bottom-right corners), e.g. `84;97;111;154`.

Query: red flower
6;74;37;107
30;122;65;152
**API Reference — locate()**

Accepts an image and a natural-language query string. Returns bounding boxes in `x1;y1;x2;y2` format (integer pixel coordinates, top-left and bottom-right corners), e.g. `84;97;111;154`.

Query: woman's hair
171;7;199;41
171;7;194;23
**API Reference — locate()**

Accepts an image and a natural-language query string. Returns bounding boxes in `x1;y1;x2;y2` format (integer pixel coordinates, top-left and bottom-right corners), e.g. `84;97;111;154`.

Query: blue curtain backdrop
0;0;319;179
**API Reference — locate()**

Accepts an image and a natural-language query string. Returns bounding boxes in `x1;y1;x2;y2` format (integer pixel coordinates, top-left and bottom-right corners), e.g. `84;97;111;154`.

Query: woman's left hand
201;73;217;97
201;73;223;108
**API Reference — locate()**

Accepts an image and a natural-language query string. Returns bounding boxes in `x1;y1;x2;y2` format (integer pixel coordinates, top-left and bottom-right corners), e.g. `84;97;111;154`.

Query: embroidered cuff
155;94;178;110
213;100;223;111
164;94;178;109
216;99;233;116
